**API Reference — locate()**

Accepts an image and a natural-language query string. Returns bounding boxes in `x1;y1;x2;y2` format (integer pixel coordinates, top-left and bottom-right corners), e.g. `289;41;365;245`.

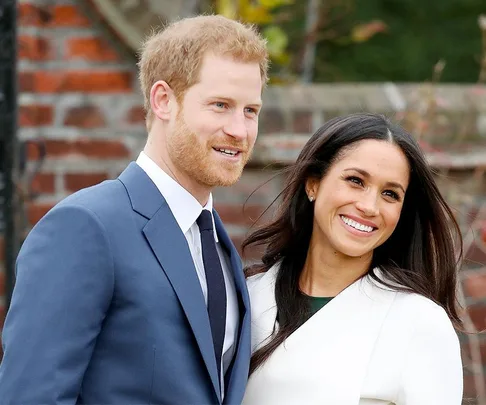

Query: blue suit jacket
0;163;251;404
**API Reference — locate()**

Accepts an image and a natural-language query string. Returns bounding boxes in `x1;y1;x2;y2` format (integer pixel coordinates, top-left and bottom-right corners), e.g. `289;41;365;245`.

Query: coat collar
118;162;163;219
245;263;397;405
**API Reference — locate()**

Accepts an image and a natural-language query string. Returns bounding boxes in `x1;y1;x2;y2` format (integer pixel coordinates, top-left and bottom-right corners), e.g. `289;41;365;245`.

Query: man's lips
213;147;244;156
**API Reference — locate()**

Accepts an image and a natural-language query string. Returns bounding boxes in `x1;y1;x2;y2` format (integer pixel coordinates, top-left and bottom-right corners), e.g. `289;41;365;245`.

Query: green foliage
310;0;484;82
213;0;484;82
214;0;295;72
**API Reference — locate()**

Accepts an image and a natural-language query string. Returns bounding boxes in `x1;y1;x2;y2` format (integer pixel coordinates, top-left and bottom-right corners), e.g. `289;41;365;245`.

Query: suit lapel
213;211;251;404
119;163;221;402
213;211;249;313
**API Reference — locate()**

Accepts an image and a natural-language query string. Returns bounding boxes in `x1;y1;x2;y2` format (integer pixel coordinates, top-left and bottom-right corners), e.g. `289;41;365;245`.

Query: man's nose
223;111;248;140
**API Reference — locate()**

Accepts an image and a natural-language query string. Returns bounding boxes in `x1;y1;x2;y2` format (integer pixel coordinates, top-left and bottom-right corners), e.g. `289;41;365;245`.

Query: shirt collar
136;152;218;241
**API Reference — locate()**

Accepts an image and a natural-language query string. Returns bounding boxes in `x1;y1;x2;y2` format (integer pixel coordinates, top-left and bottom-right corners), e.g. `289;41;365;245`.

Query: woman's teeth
341;215;374;233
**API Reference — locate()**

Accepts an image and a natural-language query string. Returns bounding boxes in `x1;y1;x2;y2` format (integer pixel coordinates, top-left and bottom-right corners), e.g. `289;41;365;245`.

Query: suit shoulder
55;179;128;215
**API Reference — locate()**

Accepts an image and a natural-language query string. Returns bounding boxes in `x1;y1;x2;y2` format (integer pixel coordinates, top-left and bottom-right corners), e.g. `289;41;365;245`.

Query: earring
309;195;314;202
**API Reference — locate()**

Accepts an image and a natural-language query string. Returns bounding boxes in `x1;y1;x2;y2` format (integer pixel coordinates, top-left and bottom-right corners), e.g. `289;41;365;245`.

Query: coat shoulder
391;289;455;333
246;262;279;292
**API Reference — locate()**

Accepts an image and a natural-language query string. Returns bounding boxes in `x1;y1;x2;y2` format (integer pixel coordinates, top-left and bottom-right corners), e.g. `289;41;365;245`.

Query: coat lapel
213;211;251;404
246;264;396;405
119;163;221;402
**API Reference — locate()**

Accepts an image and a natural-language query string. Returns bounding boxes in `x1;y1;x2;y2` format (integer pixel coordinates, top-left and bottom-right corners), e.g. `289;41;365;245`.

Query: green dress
301;292;334;318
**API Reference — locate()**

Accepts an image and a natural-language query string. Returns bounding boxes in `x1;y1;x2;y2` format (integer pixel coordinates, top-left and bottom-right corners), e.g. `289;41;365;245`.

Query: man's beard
166;112;252;188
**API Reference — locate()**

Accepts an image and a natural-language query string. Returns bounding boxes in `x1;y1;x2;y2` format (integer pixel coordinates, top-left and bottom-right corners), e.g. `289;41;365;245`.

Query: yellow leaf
240;5;273;24
351;20;387;43
216;0;238;18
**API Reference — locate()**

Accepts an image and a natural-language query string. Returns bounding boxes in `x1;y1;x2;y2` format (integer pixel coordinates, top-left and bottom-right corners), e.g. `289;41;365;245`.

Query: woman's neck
299;239;372;297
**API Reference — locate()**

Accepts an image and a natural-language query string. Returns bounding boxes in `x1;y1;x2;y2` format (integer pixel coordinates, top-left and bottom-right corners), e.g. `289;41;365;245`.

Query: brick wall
1;0;486;400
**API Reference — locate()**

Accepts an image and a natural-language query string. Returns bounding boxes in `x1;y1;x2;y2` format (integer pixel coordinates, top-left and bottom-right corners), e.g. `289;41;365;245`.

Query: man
0;15;268;404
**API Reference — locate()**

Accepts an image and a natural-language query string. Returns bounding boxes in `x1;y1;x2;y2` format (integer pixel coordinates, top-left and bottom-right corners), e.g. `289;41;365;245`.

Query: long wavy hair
243;113;463;374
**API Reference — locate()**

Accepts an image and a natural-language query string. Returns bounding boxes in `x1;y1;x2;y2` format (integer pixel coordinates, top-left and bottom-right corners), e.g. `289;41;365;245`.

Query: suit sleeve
0;204;115;404
396;303;463;405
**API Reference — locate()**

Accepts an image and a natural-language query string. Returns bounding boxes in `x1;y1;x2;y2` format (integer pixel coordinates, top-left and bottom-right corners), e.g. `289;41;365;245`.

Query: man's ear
150;80;174;121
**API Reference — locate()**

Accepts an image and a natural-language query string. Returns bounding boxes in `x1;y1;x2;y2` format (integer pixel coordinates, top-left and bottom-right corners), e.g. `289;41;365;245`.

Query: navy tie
197;210;227;388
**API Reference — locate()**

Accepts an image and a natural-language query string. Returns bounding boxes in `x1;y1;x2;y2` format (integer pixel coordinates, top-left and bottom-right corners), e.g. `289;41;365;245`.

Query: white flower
478;14;486;30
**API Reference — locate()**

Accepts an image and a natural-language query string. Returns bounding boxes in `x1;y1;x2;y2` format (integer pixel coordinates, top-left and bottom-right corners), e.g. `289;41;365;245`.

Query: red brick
64;173;108;192
214;204;267;226
27;203;54;225
26;140;64;160
293;110;313;133
74;139;130;158
36;139;129;159
261;109;286;134
464;241;486;266
126;106;145;124
19;105;54;127
0;270;4;297
463;374;478;399
65;37;120;62
31;173;55;194
64;106;106;128
50;5;90;27
18;4;90;28
18;35;52;61
19;71;133;93
18;4;47;27
461;335;486;365
0;236;4;262
463;271;486;300
467;304;486;331
26;140;48;161
0;305;4;329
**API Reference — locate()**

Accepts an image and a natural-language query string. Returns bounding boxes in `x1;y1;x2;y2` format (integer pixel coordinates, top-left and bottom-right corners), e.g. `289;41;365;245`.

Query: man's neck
143;147;211;206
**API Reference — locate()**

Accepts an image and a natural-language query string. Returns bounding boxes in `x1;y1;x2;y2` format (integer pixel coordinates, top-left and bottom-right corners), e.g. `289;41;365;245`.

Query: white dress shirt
136;152;239;396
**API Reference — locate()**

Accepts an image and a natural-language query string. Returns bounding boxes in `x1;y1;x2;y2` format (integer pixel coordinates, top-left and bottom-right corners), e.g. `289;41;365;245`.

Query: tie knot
197;209;214;232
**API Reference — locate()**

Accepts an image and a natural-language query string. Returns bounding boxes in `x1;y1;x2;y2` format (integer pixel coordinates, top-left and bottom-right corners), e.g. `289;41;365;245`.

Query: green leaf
263;25;289;57
257;0;294;10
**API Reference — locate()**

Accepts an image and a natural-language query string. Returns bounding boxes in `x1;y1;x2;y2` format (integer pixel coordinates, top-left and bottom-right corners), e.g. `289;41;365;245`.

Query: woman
242;113;463;405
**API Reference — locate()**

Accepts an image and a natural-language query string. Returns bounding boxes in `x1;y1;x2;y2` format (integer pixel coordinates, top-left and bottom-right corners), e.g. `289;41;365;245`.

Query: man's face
166;53;263;192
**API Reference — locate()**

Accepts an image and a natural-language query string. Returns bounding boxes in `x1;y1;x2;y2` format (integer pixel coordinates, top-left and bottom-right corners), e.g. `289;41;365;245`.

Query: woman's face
306;139;410;260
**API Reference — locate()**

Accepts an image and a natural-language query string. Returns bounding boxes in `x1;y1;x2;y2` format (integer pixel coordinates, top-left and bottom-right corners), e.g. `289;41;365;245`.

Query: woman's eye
383;190;400;201
347;176;363;186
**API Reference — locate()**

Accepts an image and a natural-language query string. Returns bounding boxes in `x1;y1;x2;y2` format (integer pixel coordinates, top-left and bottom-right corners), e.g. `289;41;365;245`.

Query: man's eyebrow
207;96;262;107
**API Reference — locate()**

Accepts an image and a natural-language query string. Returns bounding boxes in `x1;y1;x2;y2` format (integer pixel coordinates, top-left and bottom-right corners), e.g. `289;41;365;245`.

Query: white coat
242;263;463;405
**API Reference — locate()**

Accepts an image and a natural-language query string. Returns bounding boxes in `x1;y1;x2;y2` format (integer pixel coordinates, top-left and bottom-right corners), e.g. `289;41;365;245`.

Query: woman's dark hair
243;112;463;374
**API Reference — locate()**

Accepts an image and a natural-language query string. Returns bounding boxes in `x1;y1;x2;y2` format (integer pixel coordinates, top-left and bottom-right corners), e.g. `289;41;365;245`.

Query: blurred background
0;0;486;402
